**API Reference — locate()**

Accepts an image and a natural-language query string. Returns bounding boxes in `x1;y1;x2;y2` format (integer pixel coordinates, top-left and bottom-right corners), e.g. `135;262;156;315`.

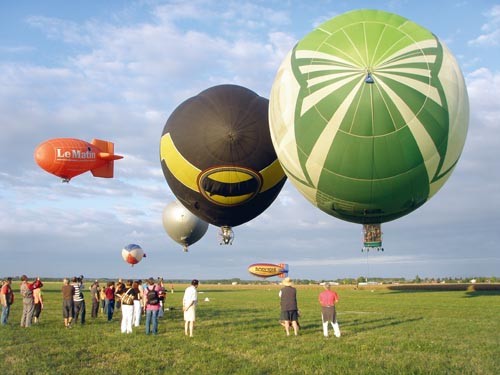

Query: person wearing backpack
143;278;161;335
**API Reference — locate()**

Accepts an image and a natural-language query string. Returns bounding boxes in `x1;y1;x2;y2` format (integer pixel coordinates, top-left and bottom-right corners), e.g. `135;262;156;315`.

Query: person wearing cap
318;283;341;338
279;277;299;336
183;279;199;337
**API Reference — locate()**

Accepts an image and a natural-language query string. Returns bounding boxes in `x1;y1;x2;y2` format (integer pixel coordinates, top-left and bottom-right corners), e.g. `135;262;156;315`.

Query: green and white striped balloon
269;9;469;224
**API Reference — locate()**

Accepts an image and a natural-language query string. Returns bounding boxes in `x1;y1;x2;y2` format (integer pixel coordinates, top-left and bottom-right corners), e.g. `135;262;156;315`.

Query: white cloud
468;5;500;46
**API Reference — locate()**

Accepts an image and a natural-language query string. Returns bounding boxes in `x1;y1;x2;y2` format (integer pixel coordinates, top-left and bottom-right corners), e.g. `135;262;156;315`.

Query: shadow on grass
387;284;500;292
192;306;425;338
333;316;424;335
463;290;500;298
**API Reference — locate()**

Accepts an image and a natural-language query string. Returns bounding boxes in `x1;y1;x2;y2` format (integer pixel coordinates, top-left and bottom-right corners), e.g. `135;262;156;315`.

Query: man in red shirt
318;283;341;338
1;278;14;325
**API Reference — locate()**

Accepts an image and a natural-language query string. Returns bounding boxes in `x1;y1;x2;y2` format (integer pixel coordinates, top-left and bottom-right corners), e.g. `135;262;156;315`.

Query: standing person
99;284;107;314
62;278;75;328
132;280;142;328
1;278;14;325
143;278;161;335
104;281;116;322
89;280;101;318
118;280;136;334
115;279;125;311
72;277;86;325
157;278;166;318
182;279;199;337
318;283;341;338
279;277;299;336
20;275;35;328
32;278;44;324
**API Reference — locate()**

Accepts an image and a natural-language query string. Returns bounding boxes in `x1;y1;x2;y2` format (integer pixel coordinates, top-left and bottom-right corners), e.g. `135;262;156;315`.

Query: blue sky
1;0;499;281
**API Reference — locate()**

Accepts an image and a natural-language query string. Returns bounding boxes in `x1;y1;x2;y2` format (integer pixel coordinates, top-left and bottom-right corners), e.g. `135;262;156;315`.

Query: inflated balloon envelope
122;244;146;266
160;85;287;245
162;200;208;252
269;9;469;251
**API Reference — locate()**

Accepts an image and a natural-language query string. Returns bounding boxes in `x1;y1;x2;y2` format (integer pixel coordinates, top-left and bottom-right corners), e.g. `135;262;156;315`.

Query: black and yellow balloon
160;84;286;243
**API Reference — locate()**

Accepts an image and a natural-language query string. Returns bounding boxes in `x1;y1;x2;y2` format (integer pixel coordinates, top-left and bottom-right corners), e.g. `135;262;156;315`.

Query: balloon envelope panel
160;84;286;227
269;9;468;224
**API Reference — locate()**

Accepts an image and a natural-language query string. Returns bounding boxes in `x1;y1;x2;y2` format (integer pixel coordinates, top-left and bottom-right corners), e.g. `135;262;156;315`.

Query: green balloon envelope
269;9;469;224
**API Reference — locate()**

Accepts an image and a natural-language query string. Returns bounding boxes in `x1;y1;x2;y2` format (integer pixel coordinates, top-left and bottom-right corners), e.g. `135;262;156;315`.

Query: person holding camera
71;276;86;325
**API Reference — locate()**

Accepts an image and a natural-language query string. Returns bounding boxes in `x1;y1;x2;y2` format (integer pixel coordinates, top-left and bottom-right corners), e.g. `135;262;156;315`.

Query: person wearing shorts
279;277;299;336
61;278;75;328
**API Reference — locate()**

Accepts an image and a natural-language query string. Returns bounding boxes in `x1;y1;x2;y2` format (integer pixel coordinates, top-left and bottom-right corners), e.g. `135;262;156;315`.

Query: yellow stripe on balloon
208;170;254;183
160;133;200;192
208;193;254;205
260;159;286;192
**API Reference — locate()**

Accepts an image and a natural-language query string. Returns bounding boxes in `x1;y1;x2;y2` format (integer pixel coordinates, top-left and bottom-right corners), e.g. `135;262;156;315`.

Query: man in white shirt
182;279;199;337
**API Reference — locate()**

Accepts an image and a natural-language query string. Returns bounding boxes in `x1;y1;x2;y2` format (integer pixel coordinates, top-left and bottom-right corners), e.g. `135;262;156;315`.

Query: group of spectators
3;275;341;338
1;275;200;337
278;277;341;338
62;276;199;336
1;275;44;327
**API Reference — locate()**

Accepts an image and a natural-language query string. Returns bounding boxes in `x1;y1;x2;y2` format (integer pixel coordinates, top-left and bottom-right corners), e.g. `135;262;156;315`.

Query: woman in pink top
318;283;341;338
143;278;161;335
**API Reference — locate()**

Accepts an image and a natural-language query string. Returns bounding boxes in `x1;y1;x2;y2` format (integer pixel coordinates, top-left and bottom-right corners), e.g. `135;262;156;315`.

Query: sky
1;0;499;281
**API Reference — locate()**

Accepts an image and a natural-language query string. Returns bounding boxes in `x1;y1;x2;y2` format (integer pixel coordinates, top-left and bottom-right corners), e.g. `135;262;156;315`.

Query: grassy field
0;282;499;374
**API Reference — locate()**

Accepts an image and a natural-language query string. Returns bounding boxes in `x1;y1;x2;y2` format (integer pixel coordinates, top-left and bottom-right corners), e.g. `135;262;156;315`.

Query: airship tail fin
90;139;123;178
91;162;114;178
278;263;289;278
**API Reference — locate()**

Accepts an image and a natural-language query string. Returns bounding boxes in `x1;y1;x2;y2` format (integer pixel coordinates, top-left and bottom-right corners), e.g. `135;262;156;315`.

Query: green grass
0;283;499;374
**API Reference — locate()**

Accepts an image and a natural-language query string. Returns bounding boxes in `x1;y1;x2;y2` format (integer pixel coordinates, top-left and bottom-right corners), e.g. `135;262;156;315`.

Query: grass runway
0;282;499;374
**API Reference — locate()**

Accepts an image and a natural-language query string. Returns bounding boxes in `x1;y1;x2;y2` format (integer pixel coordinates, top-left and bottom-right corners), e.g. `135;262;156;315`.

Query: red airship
34;138;123;182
